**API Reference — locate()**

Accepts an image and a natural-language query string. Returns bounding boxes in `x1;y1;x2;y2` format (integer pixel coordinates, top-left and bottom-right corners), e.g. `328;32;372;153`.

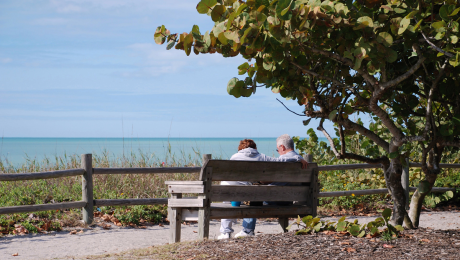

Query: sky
0;0;336;138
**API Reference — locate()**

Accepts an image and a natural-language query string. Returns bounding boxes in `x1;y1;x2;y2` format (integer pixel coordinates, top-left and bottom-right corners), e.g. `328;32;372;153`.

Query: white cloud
125;43;245;78
1;58;12;63
55;4;83;13
48;0;195;13
0;108;160;120
34;18;68;25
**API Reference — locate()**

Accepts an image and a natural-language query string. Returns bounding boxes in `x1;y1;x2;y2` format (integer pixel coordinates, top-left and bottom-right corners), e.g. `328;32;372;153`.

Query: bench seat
175;203;313;221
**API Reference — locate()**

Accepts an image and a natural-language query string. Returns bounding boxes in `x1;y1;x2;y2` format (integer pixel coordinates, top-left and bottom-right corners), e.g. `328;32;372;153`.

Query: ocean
0;137;324;167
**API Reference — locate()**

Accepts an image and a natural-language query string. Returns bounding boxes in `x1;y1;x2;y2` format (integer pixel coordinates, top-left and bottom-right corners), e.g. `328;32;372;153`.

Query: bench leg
278;218;289;233
169;207;182;243
198;208;210;240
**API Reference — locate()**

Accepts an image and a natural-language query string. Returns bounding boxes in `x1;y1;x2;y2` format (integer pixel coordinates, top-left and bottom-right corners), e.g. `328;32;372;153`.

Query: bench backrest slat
211;185;309;202
201;160;317;182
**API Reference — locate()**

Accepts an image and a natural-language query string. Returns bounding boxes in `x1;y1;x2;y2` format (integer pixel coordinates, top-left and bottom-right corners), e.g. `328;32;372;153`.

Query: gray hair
276;134;294;150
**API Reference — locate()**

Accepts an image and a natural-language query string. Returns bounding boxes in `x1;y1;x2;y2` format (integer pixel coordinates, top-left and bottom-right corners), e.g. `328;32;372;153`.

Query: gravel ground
1;210;460;259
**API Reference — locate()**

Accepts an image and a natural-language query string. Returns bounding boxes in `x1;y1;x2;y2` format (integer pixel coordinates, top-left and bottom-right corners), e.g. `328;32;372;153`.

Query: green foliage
293;128;460;209
156;1;460;224
289;208;404;240
0;147;205;233
114;205;164;225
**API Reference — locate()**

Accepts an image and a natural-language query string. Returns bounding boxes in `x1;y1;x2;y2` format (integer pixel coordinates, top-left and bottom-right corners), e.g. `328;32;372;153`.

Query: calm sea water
0;137;325;167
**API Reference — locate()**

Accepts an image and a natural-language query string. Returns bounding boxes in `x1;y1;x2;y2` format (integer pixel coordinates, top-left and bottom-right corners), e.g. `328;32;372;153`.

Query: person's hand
300;159;309;169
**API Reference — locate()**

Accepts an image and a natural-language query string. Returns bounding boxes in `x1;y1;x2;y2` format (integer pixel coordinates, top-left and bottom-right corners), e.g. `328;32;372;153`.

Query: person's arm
300;158;308;169
270;155;309;169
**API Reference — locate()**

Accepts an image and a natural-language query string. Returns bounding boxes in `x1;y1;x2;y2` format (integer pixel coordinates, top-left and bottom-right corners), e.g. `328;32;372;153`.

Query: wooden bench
166;154;318;243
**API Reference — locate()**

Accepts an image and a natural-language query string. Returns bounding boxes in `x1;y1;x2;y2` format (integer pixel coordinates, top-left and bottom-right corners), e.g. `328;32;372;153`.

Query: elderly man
263;134;305;205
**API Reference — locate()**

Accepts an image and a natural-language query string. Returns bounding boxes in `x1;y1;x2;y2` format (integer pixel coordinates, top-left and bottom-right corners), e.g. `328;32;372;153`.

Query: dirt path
1;211;459;259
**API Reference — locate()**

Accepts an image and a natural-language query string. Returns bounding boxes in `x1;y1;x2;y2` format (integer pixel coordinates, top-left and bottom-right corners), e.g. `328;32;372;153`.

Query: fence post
81;154;94;225
402;158;410;210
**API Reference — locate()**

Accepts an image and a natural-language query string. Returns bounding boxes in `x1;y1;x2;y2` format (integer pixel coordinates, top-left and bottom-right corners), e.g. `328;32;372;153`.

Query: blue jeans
243;218;256;233
220;218;256;234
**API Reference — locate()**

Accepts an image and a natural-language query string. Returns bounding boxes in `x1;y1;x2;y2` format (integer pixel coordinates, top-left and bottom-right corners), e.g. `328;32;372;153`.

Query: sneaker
235;230;255;238
217;232;232;239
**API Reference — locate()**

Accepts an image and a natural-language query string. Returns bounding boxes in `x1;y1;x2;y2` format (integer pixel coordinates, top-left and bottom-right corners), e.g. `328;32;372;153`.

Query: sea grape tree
155;0;460;227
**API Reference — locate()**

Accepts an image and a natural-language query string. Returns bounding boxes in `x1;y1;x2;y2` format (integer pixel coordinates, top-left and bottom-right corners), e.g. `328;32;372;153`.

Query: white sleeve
261;154;300;162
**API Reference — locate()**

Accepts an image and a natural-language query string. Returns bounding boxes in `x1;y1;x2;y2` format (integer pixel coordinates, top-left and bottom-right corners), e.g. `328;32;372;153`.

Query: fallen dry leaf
420;239;430;243
159;223;164;227
12;253;18;256
383;244;395;248
322;230;335;235
138;226;146;229
102;214;111;222
193;231;197;233
116;222;122;226
77;230;84;234
341;247;356;252
103;225;111;230
339;241;351;245
69;230;77;235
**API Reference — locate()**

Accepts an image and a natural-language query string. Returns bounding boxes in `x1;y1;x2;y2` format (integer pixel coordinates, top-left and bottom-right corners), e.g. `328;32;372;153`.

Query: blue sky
0;0;335;138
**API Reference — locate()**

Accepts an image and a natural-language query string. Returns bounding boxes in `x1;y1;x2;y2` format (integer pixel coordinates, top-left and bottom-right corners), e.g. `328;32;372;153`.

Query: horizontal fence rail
0;201;86;215
94;198;169;207
318;164;383;171
319;187;456;198
93;167;201;175
0;154;459;221
0;169;85;181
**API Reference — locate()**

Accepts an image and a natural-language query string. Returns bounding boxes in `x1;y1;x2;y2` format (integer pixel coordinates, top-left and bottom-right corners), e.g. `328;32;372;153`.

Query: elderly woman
218;138;307;239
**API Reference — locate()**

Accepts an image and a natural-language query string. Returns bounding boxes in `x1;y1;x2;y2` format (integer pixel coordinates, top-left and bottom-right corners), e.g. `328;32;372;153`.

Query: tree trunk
409;172;437;227
383;162;408;225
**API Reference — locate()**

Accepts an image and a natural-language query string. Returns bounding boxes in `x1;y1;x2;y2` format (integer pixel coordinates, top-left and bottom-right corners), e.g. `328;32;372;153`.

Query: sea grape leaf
398;17;410;34
211;4;226;22
227;77;243;98
196;0;217;14
377;32;393;47
382;208;391;221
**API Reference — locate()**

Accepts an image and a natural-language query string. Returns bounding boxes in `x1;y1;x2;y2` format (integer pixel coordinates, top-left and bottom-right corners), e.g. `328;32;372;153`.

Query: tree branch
441;141;460;148
341;153;389;165
421;31;455;58
290;60;345;87
424;59;448;136
367;44;426;141
339;118;390;153
317;119;341;158
379;44;426;90
276;98;306;116
296;42;378;89
339;125;345;154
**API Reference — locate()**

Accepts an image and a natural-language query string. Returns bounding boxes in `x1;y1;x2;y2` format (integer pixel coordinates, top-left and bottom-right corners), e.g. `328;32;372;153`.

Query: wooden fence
0;154;456;224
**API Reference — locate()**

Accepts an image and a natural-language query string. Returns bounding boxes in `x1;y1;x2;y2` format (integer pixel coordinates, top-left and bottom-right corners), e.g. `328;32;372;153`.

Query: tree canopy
156;0;460;227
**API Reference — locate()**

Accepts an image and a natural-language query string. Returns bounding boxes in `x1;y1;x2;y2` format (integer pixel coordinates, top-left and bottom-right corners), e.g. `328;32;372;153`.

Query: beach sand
1;211;459;259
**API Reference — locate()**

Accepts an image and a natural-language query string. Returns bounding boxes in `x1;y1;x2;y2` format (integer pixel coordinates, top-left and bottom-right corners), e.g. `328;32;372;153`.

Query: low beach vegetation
0;138;459;235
